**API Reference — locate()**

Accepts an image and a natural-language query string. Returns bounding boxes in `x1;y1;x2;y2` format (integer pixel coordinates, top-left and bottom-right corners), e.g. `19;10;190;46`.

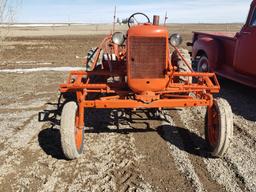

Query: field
0;24;255;192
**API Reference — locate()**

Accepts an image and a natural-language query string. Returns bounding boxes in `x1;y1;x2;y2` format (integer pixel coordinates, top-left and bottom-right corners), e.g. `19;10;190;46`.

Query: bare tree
0;0;21;61
0;0;9;52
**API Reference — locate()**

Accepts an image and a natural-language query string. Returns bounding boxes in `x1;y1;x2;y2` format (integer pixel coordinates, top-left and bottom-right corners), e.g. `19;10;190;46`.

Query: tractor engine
127;24;170;94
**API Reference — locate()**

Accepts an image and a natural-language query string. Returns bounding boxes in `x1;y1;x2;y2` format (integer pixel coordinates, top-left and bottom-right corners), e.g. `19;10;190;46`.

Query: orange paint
60;22;220;130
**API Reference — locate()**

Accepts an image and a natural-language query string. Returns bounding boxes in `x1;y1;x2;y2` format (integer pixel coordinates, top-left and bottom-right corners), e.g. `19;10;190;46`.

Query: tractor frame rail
60;70;219;130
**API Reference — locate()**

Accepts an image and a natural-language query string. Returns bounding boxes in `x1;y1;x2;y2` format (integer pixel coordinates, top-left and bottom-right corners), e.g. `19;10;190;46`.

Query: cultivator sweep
58;13;233;160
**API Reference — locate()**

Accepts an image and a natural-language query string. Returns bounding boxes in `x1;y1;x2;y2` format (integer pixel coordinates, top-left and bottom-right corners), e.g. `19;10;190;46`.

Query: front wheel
205;98;233;157
60;101;84;160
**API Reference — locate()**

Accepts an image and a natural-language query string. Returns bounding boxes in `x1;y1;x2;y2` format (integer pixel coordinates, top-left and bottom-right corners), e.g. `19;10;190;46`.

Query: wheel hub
201;63;208;71
208;107;219;147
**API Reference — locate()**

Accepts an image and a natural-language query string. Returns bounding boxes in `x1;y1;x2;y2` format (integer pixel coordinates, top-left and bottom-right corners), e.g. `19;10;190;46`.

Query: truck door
234;7;256;76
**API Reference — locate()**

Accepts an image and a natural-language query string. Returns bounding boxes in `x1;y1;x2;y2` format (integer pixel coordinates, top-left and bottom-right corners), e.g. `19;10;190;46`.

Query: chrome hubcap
201;63;208;71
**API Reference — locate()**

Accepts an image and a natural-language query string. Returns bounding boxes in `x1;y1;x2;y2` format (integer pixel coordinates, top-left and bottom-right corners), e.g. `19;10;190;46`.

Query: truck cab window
250;9;256;26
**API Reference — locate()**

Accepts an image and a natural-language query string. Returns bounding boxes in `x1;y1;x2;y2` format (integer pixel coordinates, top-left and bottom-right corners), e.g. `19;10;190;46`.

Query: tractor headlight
169;33;183;47
112;32;125;45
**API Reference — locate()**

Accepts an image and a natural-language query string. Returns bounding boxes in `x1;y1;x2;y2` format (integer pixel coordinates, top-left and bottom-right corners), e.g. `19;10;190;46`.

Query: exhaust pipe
153;15;160;25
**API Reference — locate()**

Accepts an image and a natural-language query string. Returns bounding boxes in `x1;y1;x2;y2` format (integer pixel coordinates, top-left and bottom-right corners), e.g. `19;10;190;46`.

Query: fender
192;36;220;69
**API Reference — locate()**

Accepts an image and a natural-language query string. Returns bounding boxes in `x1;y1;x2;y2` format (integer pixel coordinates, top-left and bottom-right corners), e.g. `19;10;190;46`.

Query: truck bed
193;31;237;68
193;31;236;40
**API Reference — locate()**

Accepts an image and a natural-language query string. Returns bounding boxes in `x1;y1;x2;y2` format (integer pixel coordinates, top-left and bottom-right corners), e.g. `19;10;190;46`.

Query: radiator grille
129;37;166;79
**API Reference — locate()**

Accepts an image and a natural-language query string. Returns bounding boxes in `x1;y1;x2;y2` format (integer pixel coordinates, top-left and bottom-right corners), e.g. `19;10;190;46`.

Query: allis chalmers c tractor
59;13;233;160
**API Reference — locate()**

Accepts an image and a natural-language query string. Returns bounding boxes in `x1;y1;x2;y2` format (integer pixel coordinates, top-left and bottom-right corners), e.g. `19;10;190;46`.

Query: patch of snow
0;67;85;73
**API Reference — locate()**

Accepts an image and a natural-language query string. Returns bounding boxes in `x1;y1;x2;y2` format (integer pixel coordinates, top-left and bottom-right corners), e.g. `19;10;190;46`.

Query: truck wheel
205;98;233;157
171;48;192;83
60;101;84;160
197;56;209;72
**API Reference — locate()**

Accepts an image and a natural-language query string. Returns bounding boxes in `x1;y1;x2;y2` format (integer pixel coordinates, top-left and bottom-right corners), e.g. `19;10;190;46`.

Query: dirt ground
0;24;255;192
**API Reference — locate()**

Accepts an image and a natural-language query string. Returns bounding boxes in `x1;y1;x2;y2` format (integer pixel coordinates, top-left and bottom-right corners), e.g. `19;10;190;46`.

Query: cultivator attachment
56;13;233;160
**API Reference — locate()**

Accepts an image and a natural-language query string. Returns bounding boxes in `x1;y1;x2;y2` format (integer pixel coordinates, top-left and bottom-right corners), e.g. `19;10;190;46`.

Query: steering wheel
128;13;150;28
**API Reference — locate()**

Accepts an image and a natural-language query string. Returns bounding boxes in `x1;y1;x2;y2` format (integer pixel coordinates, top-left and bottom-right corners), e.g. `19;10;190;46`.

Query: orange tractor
59;13;233;159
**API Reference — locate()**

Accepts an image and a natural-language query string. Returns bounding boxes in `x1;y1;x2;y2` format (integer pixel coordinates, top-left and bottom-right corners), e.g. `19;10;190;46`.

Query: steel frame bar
60;69;218;130
81;98;211;109
60;71;220;94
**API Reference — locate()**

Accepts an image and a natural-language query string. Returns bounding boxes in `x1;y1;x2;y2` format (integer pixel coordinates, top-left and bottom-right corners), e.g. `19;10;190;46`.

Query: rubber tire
171;48;192;83
205;98;233;157
60;101;84;160
87;65;106;100
85;47;103;71
197;56;209;72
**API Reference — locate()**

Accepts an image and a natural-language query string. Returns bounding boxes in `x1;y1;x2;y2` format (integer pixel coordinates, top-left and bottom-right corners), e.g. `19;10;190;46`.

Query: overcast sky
11;0;253;23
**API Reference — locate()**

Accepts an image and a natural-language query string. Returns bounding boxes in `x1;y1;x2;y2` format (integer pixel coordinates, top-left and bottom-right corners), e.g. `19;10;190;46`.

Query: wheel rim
199;58;209;72
75;111;83;151
208;106;219;147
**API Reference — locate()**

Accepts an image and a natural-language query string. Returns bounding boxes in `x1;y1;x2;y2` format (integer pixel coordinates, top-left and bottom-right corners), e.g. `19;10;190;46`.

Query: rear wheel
60;101;84;160
205;98;233;157
87;65;106;100
85;47;103;71
171;48;192;83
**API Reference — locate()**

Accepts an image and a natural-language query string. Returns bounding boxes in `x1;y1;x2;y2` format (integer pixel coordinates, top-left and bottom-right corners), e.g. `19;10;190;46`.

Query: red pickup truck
191;0;256;88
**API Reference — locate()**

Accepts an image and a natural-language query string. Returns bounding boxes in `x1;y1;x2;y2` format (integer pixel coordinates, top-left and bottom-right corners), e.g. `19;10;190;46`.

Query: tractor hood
127;24;168;38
